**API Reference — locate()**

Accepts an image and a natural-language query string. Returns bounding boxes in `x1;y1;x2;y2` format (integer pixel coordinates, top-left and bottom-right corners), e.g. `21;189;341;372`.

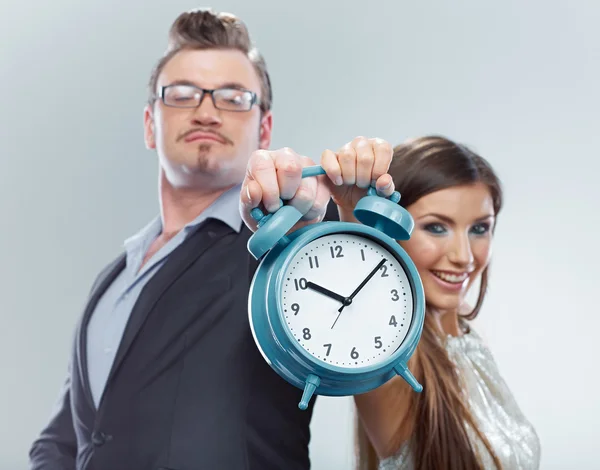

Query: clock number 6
351;347;359;359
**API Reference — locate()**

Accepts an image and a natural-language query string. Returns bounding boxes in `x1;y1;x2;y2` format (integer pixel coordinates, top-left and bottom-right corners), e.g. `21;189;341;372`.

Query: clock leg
394;362;423;393
298;374;321;410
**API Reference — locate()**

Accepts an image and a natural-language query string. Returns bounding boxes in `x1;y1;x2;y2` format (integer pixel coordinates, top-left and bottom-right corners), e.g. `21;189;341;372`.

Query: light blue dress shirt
86;184;243;408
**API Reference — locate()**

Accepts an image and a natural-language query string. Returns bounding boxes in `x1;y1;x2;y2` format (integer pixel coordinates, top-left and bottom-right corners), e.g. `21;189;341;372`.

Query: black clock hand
306;281;347;304
340;258;387;311
331;258;387;329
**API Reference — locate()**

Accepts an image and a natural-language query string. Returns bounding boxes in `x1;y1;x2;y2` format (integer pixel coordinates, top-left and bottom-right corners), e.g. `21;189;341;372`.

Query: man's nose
192;93;222;126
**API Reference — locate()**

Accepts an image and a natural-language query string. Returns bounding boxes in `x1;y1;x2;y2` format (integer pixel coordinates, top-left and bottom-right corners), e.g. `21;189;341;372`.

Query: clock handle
250;164;399;222
254;164;401;190
300;166;400;203
247;164;408;259
299;165;327;178
298;373;321;410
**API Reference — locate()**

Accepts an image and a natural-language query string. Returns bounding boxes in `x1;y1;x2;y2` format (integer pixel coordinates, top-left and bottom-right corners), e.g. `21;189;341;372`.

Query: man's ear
143;104;156;150
258;110;273;150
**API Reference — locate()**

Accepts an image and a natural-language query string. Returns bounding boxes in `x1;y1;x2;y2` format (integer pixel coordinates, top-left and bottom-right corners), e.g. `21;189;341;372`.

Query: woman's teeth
432;271;468;284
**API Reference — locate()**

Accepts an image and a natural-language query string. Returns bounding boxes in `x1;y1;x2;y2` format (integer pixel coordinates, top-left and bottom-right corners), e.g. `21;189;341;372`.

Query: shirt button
92;431;112;446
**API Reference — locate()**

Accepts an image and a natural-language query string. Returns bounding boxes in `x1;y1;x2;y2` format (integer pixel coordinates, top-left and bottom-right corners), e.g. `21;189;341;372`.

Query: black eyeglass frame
157;84;261;112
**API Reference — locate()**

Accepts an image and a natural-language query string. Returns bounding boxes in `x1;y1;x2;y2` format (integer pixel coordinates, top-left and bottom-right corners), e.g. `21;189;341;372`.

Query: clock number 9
291;303;300;315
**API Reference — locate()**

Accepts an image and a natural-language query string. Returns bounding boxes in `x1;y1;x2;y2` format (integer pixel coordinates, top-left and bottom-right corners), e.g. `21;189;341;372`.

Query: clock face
280;233;414;369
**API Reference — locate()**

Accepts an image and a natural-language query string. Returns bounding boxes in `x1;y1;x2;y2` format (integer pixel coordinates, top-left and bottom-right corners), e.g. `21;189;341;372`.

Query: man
29;8;394;470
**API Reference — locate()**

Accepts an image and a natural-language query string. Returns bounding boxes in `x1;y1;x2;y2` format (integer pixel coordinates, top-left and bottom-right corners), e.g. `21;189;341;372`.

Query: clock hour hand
306;281;347;304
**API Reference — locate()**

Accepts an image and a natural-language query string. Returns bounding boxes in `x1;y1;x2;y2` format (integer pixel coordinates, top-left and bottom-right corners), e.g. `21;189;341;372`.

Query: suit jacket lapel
77;253;127;410
101;218;235;400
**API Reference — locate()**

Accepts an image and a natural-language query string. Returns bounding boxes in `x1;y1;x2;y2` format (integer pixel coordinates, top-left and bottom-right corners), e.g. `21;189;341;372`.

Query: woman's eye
470;223;490;235
423;223;446;234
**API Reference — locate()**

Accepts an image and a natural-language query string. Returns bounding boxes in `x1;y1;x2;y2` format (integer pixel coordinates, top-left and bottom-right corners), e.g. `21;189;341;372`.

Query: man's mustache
178;128;233;145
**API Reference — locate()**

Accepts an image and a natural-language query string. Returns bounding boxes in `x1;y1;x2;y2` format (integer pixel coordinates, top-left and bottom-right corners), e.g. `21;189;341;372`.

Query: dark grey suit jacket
29;208;341;470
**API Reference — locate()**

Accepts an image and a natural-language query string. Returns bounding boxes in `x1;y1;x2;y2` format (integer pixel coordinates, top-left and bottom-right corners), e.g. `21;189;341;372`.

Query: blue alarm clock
247;165;426;410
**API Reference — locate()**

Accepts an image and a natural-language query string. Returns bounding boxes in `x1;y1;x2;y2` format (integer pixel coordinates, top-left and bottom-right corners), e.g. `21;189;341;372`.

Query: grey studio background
0;0;598;469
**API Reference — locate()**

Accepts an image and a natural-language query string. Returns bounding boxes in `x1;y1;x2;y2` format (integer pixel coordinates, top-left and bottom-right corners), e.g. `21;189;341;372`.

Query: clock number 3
390;289;400;301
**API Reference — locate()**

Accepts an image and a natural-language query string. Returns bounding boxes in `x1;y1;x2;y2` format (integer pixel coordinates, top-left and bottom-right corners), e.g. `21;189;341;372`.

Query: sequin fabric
378;326;541;469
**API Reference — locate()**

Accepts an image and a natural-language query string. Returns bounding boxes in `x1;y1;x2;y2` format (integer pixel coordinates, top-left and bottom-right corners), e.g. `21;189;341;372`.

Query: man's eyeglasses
158;84;261;112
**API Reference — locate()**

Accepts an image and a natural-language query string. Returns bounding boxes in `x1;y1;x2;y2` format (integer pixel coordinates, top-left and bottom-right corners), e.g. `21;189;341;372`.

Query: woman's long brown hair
355;136;504;470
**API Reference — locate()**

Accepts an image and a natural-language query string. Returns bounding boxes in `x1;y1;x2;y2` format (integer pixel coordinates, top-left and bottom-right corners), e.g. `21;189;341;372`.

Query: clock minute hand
306;281;347;304
331;258;387;330
337;258;387;314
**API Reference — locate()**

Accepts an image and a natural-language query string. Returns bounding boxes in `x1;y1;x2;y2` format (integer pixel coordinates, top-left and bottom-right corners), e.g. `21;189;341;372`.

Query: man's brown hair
147;8;272;113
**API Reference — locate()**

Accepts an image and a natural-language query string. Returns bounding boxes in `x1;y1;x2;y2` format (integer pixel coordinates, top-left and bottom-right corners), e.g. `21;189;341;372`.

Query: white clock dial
280;233;414;369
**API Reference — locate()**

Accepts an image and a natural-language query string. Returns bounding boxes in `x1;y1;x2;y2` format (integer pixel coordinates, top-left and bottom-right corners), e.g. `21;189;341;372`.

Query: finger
320;149;343;186
239;179;263;232
337;143;356;185
354;136;375;189
247;150;280;213
375;174;395;198
241;179;263;209
370;138;393;187
302;173;332;221
274;147;303;201
287;156;318;216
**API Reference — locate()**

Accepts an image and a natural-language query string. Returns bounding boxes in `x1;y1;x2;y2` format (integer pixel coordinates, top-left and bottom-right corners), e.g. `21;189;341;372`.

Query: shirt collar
123;183;243;254
183;183;243;235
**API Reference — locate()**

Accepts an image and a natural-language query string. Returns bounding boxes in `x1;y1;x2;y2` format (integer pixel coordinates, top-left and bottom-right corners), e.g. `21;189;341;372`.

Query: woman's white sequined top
378;325;541;469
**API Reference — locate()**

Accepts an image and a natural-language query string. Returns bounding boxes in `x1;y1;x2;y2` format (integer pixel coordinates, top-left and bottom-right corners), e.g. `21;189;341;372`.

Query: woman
350;136;541;470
